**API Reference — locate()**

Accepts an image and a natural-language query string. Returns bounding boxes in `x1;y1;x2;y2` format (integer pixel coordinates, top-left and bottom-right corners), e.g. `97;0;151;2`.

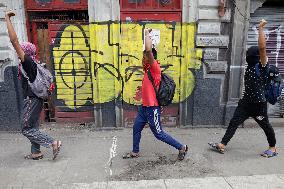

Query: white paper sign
143;29;160;50
150;29;160;48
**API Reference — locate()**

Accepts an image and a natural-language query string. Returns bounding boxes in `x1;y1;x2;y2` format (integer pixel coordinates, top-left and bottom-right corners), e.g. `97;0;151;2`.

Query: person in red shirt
123;28;188;160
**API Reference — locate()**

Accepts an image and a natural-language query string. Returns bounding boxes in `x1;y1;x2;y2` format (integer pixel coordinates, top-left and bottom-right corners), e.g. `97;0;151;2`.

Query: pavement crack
163;179;168;189
223;177;234;189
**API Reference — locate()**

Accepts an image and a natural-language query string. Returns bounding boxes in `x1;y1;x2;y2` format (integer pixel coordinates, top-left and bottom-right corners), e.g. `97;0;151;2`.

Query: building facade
0;0;27;130
0;0;283;130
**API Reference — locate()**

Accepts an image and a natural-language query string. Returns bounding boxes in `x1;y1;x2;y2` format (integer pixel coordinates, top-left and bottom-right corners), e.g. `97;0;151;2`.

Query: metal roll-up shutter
246;6;284;117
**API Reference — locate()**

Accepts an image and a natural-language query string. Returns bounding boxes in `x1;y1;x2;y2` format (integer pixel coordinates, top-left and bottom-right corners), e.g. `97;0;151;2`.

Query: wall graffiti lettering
52;24;93;110
52;21;202;110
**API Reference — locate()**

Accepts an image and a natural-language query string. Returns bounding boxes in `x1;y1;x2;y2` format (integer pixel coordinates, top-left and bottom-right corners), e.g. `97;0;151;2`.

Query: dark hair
246;46;259;57
246;46;260;66
143;48;157;59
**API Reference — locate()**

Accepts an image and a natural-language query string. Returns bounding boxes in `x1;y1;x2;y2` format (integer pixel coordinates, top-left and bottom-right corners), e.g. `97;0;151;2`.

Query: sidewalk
60;174;284;189
0;125;284;188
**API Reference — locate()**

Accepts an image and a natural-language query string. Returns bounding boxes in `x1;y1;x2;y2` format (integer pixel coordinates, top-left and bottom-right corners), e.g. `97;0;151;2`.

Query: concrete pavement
60;174;284;189
1;124;284;188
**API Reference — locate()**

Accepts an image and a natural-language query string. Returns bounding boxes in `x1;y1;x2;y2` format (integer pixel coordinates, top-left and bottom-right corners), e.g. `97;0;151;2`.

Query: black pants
221;99;276;147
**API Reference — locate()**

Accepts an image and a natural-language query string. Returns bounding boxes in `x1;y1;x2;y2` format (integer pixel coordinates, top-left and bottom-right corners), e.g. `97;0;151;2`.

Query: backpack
147;70;176;106
255;63;283;105
20;62;54;99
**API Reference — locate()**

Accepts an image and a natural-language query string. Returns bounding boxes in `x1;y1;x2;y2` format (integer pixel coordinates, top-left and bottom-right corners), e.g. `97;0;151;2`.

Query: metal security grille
246;6;284;117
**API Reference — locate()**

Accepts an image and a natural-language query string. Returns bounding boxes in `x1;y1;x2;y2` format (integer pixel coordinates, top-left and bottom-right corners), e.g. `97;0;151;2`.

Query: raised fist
259;19;267;28
144;28;152;36
5;10;15;18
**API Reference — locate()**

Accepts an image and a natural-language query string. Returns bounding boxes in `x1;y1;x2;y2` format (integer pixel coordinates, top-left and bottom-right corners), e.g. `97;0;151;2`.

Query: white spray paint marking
105;136;117;176
271;26;282;67
252;25;283;67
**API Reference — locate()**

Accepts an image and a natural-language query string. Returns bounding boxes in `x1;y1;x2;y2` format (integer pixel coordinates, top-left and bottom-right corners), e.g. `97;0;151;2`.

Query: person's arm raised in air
258;19;268;67
144;28;155;65
5;10;25;62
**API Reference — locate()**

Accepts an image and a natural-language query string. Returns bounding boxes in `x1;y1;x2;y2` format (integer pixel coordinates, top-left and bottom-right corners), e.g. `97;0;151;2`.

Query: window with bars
26;0;87;11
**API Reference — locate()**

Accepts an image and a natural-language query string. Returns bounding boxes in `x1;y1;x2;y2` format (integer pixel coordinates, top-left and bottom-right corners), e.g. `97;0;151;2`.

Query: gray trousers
21;97;54;154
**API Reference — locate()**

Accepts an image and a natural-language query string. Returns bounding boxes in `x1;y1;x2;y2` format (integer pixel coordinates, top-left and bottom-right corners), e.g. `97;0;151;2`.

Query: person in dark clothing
209;19;278;158
5;10;61;160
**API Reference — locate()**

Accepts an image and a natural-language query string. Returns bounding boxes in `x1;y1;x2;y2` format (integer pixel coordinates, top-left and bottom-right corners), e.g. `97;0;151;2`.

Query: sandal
208;142;225;154
122;152;139;159
52;140;62;160
261;149;278;158
25;154;43;160
178;145;189;161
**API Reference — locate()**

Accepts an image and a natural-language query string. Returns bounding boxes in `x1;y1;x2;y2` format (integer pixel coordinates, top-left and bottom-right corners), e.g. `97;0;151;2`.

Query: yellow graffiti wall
89;22;121;104
52;22;202;109
90;22;202;105
52;24;93;109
